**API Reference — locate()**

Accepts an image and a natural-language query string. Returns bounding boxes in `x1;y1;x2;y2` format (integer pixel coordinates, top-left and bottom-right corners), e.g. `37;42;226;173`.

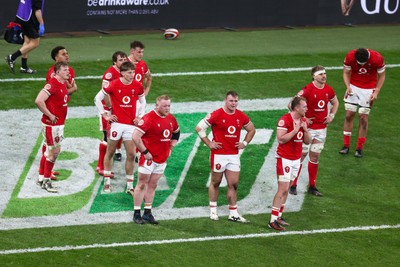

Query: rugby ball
164;28;179;40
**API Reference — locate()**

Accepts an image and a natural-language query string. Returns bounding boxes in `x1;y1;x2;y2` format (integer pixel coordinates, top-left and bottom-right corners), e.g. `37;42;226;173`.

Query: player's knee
211;176;222;187
228;182;239;190
137;182;146;191
46;149;60;161
126;152;135;161
345;103;358;113
359;116;369;130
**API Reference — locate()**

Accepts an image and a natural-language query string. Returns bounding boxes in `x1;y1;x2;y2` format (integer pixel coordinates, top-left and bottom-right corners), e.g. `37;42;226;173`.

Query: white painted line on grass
1;64;399;83
0;224;399;255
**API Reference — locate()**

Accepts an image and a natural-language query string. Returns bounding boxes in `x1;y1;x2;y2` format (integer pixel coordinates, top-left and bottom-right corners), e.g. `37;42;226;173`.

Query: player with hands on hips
195;90;255;224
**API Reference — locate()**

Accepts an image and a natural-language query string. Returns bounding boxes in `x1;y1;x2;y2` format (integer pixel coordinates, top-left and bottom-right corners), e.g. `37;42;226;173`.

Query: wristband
243;141;248;147
329;114;335;119
142;149;149;155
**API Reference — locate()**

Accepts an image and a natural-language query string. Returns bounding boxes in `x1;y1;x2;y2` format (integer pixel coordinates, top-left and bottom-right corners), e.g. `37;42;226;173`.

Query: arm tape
196;119;209;138
94;91;106;114
137;95;146;117
172;130;180;141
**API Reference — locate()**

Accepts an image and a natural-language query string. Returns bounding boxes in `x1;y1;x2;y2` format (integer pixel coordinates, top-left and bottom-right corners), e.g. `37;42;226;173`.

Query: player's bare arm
277;121;301;145
236;121;255;149
324;96;339;124
132;129;153;161
343;68;353;96
301;120;312;145
35;90;58;124
195;119;222;150
144;71;152;96
371;71;386;101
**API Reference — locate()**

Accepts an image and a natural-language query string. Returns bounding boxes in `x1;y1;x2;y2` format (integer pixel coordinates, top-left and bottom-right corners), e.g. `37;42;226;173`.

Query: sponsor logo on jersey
227;126;236;134
122;96;131;104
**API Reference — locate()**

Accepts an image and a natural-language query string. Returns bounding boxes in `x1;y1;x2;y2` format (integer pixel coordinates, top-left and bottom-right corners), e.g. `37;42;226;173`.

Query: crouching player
132;95;180;224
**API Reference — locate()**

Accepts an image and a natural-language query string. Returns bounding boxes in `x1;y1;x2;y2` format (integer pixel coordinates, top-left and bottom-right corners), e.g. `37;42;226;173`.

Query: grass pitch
0;25;400;266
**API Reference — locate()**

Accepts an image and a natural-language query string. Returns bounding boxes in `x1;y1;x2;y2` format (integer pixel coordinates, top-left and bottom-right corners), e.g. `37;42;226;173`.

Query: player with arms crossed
269;96;311;231
132;95;180;224
94;61;146;193
339;48;386;158
35;62;72;193
95;51;127;177
289;65;339;197
195;90;255;223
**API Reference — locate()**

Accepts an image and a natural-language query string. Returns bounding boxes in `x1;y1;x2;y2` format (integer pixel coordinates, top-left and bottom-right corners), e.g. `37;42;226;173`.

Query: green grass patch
0;26;400;266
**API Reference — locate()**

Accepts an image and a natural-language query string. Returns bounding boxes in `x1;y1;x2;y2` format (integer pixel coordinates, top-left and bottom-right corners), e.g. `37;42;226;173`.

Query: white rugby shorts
211;154;240;172
42;124;64;148
138;159;167;174
344;84;374;108
276;157;301;182
108;122;135;141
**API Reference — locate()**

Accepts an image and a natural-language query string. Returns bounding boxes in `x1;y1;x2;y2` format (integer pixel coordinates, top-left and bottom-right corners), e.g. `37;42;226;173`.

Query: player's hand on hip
104;113;118;123
49;114;58;124
323;116;331;124
145;152;153;161
236;141;247;150
209;141;222;150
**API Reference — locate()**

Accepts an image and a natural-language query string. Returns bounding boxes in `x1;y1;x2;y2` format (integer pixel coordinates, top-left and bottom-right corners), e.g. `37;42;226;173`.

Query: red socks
38;144;46;175
97;141;107;171
357;137;366;150
343;134;351;148
44;158;55;179
308;161;318;187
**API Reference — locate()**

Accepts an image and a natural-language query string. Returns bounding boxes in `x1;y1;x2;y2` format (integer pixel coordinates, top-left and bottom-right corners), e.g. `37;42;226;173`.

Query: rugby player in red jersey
269;96;311;231
289;65;339;197
38;46;78;182
132;95;180;224
35;62;74;193
94;61;146;193
339;48;386;158
95;51;127;176
195;90;255;223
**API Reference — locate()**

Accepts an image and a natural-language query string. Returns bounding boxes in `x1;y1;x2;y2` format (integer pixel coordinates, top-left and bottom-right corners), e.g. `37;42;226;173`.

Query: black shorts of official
15;17;40;39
